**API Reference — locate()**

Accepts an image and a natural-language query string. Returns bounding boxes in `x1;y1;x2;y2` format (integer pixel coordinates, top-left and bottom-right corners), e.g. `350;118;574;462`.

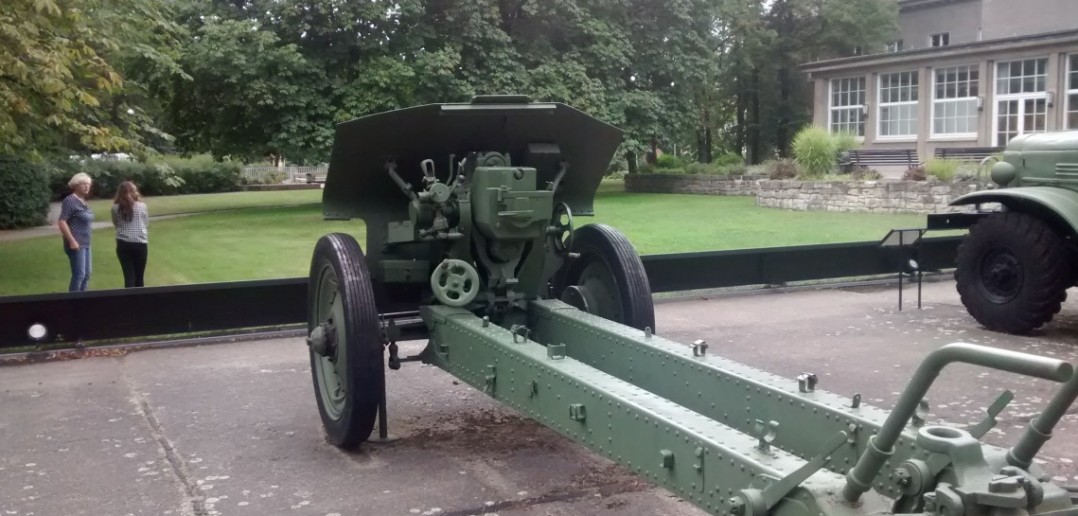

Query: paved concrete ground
2;279;1077;516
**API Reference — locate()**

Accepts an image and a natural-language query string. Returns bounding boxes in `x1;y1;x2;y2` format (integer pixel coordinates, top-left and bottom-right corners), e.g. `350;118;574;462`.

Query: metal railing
241;165;328;184
0;236;963;348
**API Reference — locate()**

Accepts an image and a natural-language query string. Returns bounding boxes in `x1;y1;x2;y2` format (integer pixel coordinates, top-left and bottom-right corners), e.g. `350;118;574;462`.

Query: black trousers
116;240;148;288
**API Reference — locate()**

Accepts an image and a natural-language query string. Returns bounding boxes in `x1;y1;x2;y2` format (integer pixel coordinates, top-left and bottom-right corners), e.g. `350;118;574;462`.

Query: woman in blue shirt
57;173;94;291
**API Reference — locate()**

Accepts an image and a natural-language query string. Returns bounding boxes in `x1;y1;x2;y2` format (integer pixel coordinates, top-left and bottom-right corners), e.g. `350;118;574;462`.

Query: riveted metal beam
525;300;1041;501
419;305;892;516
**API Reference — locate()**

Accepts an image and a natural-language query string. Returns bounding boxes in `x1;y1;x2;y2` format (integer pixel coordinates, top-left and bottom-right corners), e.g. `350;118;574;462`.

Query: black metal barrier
0;236;962;348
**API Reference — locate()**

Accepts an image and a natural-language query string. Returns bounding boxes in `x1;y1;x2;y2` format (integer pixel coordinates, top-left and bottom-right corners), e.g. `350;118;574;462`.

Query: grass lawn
81;188;324;221
1;181;935;295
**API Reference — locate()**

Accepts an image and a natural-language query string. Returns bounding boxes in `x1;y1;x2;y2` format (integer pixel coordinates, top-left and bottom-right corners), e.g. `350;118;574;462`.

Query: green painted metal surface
422;302;1078;515
305;98;1078;516
948;186;1078;239
525;300;1077;505
419;304;894;516
993;131;1078;189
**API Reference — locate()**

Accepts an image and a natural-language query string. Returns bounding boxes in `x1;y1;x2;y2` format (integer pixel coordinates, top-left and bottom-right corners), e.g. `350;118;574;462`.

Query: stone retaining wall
624;174;988;214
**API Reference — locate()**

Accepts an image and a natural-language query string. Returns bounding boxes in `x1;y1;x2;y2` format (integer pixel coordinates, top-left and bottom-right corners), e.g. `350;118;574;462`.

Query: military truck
929;131;1078;334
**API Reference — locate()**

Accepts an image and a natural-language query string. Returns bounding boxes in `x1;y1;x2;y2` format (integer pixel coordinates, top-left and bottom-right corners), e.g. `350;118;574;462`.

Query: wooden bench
305;172;328;184
933;146;1002;162
840;149;919;171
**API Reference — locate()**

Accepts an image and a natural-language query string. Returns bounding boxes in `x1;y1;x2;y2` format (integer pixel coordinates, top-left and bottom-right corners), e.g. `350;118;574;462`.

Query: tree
0;0;183;158
719;0;898;163
167;18;331;162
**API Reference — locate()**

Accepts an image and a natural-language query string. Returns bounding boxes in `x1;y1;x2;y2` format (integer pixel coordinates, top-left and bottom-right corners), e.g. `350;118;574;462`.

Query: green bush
711;151;744;167
654;154;685;169
0;157;51;230
716;164;748;176
791;127;836;178
924;158;960;181
833;132;861;154
46;155;241;199
684;162;714;175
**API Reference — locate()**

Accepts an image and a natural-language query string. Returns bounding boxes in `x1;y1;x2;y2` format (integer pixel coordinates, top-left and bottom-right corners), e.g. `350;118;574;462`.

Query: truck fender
951;186;1078;241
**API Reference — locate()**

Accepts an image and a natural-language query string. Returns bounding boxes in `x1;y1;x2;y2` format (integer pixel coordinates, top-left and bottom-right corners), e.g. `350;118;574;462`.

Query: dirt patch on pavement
395;409;566;456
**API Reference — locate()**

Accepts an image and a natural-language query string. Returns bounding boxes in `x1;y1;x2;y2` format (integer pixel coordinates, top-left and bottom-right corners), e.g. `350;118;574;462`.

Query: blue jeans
64;245;92;292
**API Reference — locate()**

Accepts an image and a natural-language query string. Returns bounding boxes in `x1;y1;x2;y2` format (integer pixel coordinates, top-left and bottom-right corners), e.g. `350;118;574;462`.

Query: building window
886;40;904;53
996;58;1047;95
994;58;1048;146
1067;54;1078;129
829;77;865;136
930;33;949;47
878;71;918;138
933;65;979;136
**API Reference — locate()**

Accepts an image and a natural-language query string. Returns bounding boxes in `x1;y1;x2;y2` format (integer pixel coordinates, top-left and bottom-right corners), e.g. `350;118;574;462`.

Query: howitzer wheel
307;233;384;448
955;212;1069;334
558;224;655;331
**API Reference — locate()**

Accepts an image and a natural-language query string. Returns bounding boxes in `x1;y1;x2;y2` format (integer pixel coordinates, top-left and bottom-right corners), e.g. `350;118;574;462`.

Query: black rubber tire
559;224;656;331
307;233;383;449
955;212;1070;334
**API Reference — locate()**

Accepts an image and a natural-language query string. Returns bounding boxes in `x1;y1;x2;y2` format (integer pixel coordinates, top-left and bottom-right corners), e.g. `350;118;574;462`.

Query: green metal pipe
1008;370;1078;469
841;342;1073;503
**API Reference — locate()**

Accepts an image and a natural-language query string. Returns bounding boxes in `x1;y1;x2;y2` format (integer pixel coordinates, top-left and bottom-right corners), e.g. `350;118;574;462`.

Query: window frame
992;57;1050;146
828;76;866;138
930;64;980;140
876;70;919;141
886;40;904;53
930;33;950;48
1066;54;1078;130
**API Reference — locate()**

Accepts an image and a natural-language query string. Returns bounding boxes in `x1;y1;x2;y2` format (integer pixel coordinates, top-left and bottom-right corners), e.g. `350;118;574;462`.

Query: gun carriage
306;96;1078;516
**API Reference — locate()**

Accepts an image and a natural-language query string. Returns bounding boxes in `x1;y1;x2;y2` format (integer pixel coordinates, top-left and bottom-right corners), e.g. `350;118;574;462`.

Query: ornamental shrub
711;151;744;167
684;162;714;175
0;157;50;230
654;154;685;170
832;132;861;155
46;155;241;199
791;127;836;179
924;158;960;182
766;159;801;179
903;166;927;181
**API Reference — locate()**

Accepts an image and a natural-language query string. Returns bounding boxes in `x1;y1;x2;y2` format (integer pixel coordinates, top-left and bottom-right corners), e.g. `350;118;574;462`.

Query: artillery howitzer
929;131;1078;334
306;96;1078;516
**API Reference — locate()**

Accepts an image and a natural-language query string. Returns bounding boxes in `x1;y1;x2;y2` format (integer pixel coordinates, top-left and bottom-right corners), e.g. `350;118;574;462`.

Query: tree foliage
0;0;183;158
6;0;898;166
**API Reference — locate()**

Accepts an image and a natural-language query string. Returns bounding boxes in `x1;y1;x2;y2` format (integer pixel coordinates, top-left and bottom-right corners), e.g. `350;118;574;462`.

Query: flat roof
801;28;1078;74
898;0;977;11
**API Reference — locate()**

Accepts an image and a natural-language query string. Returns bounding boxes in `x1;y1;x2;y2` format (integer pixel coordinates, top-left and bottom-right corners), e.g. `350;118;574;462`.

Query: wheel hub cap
307;321;337;357
981;250;1022;302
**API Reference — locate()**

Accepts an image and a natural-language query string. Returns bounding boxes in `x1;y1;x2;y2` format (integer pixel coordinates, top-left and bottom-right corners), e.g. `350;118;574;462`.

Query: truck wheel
558;224;655;331
307;233;384;448
955;212;1069;334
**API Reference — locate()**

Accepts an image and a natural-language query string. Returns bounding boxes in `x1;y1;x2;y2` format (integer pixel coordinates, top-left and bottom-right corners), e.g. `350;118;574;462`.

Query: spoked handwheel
307;233;384;448
558;224;655;331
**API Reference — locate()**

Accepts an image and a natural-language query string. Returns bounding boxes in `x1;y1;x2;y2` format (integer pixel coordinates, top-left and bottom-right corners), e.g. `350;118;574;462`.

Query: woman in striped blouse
111;181;149;288
58;173;95;291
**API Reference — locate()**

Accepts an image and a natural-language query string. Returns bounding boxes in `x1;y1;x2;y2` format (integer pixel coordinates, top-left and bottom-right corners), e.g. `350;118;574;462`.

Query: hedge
46;156;242;200
0;157;51;230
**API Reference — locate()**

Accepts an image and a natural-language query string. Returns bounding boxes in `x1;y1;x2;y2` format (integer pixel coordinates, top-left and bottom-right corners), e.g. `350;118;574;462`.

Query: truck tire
955;212;1069;334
